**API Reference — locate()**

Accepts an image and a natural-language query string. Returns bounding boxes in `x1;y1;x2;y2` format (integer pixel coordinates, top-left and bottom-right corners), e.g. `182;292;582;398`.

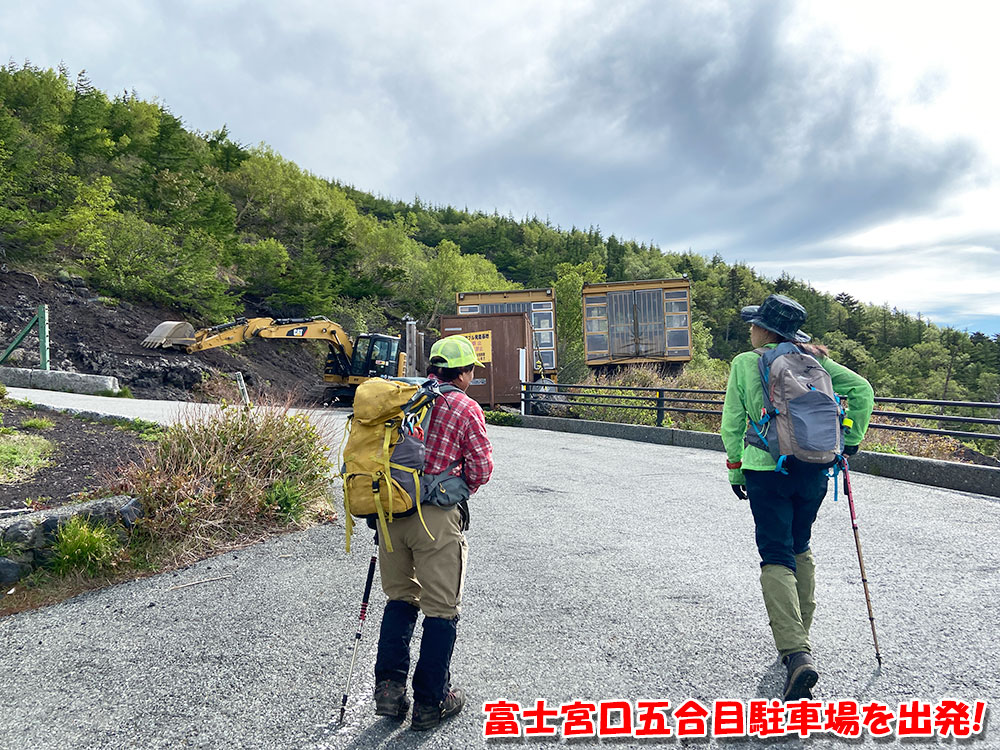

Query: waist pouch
422;473;471;508
365;470;470;529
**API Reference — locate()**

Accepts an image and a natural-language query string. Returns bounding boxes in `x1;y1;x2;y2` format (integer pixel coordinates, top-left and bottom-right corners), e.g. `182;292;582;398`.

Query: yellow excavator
142;316;405;402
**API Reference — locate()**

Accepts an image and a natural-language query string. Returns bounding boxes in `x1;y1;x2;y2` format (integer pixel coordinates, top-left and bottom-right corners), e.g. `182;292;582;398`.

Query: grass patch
111;417;163;441
96;385;133;398
19;417;55;431
0;432;54;483
864;442;903;455
72;413;165;441
484;410;522;427
0;539;15;558
50;516;124;576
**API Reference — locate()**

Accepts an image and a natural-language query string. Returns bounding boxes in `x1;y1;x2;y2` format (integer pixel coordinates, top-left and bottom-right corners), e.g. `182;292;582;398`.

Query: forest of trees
2;62;999;407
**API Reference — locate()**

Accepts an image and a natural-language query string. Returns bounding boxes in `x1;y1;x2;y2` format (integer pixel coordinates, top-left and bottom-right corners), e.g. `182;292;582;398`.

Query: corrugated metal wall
608;291;633;358
634;288;665;356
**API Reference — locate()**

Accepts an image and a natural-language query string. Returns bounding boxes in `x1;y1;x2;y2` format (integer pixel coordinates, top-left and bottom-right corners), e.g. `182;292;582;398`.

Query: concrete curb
521;415;1000;499
0;366;120;396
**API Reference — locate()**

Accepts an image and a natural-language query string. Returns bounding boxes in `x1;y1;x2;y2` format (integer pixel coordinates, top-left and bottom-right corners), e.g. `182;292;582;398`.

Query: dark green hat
740;294;811;343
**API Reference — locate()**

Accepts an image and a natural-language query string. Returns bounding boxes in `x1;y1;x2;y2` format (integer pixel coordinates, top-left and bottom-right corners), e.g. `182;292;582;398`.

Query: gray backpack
745;342;844;469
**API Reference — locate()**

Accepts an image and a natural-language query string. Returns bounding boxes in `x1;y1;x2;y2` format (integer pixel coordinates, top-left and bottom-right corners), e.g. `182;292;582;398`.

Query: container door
634;288;665;357
608;290;635;359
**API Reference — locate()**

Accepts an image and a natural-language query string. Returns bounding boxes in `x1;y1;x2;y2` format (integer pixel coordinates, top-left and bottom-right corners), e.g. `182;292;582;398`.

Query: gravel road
2;388;997;748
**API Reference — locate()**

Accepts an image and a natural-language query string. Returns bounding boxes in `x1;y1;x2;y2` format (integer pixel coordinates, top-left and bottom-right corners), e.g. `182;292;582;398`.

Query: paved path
4;387;342;427
2;389;998;748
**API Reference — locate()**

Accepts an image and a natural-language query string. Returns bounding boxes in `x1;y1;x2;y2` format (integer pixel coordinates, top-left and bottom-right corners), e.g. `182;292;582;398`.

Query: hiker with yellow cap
372;334;493;730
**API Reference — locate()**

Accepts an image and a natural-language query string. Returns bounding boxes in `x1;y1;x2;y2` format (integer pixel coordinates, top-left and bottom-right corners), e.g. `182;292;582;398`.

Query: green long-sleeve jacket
721;345;875;485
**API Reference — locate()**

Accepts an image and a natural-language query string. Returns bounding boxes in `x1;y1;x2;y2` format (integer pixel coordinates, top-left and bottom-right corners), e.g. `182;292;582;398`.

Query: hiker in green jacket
721;294;874;701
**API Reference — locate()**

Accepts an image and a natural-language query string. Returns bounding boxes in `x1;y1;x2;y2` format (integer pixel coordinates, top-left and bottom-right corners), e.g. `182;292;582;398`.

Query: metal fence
521;381;1000;441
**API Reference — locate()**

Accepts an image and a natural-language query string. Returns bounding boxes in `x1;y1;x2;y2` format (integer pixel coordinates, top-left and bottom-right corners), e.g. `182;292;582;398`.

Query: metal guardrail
521;381;1000;441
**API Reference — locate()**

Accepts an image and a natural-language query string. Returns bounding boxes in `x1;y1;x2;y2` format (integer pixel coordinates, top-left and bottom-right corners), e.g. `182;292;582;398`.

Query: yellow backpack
339;378;458;552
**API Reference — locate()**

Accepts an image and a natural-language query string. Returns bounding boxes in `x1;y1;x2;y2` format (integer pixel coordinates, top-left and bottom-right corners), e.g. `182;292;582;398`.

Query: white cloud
1;0;998;333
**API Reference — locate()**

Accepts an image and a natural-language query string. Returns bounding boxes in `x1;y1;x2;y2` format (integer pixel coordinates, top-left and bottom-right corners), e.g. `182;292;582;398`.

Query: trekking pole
339;533;379;724
842;461;883;666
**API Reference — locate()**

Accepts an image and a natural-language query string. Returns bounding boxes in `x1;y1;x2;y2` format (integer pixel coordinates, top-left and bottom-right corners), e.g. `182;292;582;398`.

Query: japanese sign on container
465;330;492;364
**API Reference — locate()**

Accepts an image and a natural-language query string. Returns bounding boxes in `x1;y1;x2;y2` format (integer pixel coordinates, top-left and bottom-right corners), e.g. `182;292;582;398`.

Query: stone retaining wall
0;495;142;584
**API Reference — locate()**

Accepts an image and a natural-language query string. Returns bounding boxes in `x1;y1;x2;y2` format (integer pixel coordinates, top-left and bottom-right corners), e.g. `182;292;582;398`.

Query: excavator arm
144;316;350;353
142;316;405;396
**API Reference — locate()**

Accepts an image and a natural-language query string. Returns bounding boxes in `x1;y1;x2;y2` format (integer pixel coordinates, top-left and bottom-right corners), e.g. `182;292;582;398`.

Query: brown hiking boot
374;679;409;719
411;687;466;731
782;652;819;702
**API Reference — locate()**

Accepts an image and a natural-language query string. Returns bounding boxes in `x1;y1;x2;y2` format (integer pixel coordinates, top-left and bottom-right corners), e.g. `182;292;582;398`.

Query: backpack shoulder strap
746;345;783;460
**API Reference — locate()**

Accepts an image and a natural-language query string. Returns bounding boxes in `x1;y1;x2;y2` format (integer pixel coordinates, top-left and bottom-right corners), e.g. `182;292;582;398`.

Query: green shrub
19;417;55;431
571;386;669;427
264;479;308;522
484;411;522;427
0;381;7;400
104;401;335;559
50;517;122;576
568;365;726;432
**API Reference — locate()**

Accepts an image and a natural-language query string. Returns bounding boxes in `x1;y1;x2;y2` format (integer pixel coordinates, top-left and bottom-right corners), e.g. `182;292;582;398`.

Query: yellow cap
429;335;484;368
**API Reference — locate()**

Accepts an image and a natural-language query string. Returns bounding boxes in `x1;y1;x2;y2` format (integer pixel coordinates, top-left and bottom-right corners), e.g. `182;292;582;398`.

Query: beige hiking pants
377;505;468;620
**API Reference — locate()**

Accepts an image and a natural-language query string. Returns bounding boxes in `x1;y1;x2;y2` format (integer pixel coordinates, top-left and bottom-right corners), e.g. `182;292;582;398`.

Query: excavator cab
350;334;401;378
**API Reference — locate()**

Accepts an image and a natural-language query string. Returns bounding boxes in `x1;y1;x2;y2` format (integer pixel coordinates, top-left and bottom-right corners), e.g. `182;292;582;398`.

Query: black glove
731;484;748;500
843;444;859;457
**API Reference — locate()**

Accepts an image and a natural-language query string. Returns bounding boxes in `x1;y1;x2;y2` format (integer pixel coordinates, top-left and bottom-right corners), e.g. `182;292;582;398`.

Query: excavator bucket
141;321;196;349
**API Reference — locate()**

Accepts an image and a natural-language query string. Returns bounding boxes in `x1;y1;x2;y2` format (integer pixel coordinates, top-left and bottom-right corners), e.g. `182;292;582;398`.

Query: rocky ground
0;268;326;402
0;401;147;512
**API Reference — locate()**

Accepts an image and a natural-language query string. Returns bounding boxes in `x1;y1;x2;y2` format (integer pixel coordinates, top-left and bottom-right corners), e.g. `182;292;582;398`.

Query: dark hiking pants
744;461;829;570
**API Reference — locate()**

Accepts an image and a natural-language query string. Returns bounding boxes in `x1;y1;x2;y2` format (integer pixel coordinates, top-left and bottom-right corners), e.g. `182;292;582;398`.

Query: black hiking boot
411;687;466;731
374;679;410;719
782;651;819;701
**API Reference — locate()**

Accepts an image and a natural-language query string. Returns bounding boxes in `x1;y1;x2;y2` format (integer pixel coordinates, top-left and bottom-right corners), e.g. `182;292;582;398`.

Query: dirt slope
0;269;327;402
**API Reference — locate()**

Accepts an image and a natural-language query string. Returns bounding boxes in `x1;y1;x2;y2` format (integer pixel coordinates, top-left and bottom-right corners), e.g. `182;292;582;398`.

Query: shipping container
439;313;535;407
581;278;692;367
456;288;557;378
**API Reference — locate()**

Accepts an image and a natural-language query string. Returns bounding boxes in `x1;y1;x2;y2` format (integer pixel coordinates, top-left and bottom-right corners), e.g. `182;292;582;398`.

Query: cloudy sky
3;0;998;334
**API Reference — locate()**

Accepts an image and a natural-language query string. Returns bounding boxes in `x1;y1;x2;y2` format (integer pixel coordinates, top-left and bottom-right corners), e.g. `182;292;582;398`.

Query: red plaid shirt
425;375;493;492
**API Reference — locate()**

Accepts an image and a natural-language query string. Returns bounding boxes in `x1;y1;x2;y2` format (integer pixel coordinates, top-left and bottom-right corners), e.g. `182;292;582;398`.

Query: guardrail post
656;388;665;427
1;304;49;369
404;319;417;377
38;304;49;371
235;371;250;405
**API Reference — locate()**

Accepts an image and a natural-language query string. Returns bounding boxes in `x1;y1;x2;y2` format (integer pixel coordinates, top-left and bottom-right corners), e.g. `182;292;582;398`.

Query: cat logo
287;327;307;337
